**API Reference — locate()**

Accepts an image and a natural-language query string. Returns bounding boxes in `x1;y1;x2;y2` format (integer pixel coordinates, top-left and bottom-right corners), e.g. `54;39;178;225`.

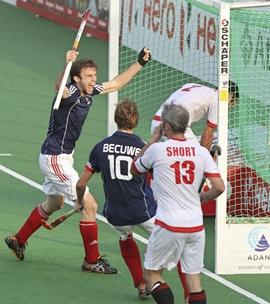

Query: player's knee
143;269;151;285
185;273;203;293
42;195;64;214
83;192;98;215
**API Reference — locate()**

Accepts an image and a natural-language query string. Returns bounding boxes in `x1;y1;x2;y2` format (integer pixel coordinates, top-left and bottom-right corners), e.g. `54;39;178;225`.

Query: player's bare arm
199;176;225;203
200;125;215;151
101;47;151;94
76;170;94;205
55;50;79;97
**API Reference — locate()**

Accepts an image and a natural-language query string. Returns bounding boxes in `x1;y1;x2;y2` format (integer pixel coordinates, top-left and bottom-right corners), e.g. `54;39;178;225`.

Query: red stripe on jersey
207;120;217;129
171;137;187;141
146;172;153;185
85;164;95;173
205;172;220;178
131;161;142;174
51;156;69;181
153;115;161;121
155;219;204;233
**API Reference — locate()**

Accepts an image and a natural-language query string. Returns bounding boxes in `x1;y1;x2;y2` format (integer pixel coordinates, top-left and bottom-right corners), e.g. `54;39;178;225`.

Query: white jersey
134;138;220;231
153;83;218;128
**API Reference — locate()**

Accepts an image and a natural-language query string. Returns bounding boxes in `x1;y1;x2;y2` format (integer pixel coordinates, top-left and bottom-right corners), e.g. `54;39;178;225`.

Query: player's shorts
39;153;88;201
144;225;205;274
113;217;155;240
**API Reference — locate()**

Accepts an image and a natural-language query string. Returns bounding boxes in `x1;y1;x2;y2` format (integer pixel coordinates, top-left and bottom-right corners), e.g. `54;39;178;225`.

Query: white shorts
39;153;87;201
113;217;155;240
144;226;205;274
151;119;198;143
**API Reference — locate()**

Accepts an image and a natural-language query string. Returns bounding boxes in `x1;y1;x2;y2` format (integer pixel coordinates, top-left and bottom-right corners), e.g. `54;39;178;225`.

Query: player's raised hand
138;47;151;66
150;124;163;143
66;50;79;63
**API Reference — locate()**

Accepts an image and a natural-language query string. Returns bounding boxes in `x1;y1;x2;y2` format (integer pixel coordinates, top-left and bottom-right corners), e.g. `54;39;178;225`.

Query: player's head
70;59;98;95
228;80;239;108
161;104;189;136
114;99;139;131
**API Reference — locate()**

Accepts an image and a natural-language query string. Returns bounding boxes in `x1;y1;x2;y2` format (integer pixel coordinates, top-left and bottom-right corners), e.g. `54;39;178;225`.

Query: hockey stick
53;9;91;110
41;208;78;230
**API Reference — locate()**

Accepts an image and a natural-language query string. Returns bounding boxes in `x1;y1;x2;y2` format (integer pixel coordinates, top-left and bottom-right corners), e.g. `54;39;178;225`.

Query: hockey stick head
41;208;79;231
41;219;53;230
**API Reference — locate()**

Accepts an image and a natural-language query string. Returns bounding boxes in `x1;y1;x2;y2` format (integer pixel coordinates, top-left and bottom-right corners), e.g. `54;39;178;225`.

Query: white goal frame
216;0;270;274
109;0;270;275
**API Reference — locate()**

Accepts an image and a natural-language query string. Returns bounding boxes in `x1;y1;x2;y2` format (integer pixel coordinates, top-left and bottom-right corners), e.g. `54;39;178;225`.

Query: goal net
112;0;270;274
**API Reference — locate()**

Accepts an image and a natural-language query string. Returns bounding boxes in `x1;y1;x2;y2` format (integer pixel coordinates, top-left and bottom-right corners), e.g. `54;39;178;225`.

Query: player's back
163;83;217;125
150;138;217;228
93;131;156;226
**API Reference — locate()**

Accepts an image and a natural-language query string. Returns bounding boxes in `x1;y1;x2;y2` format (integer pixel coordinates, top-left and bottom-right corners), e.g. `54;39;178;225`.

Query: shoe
137;282;150;299
5;235;26;260
81;256;118;274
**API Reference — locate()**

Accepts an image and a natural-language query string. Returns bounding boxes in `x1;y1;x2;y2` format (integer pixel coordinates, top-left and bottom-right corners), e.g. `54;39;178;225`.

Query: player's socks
189;290;206;304
79;221;100;263
119;235;143;287
177;261;190;299
16;204;49;245
151;281;174;304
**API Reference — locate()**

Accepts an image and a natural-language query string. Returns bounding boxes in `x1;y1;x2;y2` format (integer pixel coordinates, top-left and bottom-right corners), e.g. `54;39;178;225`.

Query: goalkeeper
151;81;239;150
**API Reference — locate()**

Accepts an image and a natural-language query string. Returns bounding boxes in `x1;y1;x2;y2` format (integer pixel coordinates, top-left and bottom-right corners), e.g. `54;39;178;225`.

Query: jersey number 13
170;160;195;184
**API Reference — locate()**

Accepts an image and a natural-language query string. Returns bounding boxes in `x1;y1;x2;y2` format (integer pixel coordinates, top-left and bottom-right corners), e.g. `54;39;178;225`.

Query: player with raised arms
5;46;151;275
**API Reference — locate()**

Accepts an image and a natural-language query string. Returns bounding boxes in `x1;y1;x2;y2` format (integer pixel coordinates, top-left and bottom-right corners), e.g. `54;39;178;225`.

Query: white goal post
109;0;270;274
216;0;270;274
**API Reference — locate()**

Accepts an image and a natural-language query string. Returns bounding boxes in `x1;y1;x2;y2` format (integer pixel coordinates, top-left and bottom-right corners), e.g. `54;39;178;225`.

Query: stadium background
0;1;269;303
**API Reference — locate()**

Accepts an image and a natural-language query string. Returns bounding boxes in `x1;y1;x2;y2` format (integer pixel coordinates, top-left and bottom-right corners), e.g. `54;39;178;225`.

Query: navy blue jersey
86;131;157;226
41;82;103;155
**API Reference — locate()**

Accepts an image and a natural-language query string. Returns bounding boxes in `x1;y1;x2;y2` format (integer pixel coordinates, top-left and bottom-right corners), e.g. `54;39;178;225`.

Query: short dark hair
229;80;239;101
114;99;139;130
70;59;97;82
162;104;189;133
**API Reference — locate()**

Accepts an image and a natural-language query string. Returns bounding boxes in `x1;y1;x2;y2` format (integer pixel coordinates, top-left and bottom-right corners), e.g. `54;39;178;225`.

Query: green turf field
0;2;270;303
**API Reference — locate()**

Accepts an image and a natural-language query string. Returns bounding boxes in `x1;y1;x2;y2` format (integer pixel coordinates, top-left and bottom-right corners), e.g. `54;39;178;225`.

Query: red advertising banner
16;0;108;40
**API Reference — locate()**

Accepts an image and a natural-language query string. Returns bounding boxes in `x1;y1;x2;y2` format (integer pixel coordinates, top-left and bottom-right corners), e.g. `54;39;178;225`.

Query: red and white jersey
153;83;218;129
133;138;220;232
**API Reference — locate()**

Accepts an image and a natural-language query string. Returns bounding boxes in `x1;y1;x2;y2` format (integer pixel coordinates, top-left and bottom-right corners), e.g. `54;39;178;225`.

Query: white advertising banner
122;0;219;85
122;0;270;105
217;224;270;274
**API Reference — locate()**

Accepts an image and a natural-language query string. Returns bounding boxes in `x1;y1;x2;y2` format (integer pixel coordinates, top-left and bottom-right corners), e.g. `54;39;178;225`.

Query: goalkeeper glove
210;144;221;158
138;47;151;66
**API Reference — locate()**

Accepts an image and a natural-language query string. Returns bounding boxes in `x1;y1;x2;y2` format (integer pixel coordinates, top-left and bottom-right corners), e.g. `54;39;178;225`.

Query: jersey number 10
108;155;133;181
